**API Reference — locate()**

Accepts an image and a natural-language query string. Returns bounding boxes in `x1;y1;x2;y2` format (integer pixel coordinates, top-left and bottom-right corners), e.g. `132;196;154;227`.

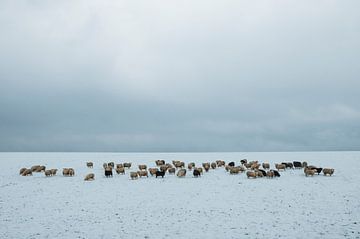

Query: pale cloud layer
0;0;359;151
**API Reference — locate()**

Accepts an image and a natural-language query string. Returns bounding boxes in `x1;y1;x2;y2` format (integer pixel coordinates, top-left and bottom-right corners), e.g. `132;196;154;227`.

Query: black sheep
105;168;113;177
155;171;165;178
315;167;323;175
228;162;235;167
272;170;281;177
293;161;302;169
258;169;266;177
193;169;201;177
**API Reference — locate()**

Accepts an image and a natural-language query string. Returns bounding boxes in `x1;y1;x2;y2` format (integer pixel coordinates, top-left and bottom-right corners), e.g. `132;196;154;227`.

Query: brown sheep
211;162;217;169
138;165;147;170
44;170;52;177
187;163;194;171
116;164;124;169
275;164;286;171
168;168;176;174
68;168;75;176
251;163;260;170
196;167;203;174
174;161;185;168
116;167;125;174
266;171;274;178
323;168;334;176
255;170;264;178
160;165;168;172
86;162;93;168
262;163;270;170
155;160;165;166
21;169;32;176
304;168;316;177
229;167;240;175
148;168;158;176
50;169;58;176
137;170;148;178
84;173;95;181
216;160;225;167
130;172;138;180
177;169;186;177
63;168;70;176
246;171;257;179
19;168;27;175
31;165;41;172
203;163;210;172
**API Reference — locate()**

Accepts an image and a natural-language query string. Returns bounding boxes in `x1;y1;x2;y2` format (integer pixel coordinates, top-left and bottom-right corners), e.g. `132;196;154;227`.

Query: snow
0;152;359;239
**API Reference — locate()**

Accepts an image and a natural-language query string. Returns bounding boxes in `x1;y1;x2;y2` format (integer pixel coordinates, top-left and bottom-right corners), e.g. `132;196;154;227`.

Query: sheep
216;160;225;167
315;167;323;175
31;165;41;172
68;168;75;176
168;168;176;174
257;169;267;177
37;166;46;172
156;171;165;178
116;167;125;174
21;169;32;176
130;172;138;180
105;166;113;177
282;162;294;169
63;168;70;176
251;163;260;170
177;169;186;177
271;170;281;177
240;159;247;165
229;167;240;175
148;168;158;176
228;162;235;167
86;162;93;168
293;161;302;169
123;162;132;168
138;165;147;170
19;168;27;175
255;170;264;178
275;163;286;171
323;168;334;176
160;165;168;172
84;173;95;181
262;163;270;170
266;171;274;178
50;169;58;176
187;163;194;170
116;164;124;169
210;162;217;169
174;161;185;168
44;170;52;177
193;169;201;177
203;163;210;172
304;167;316;177
108;162;115;168
137;170;148;178
63;168;75;176
155;160;165;166
246;171;257;179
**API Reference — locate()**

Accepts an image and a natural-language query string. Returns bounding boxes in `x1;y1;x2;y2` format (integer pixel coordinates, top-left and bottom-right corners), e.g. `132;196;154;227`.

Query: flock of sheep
19;159;335;181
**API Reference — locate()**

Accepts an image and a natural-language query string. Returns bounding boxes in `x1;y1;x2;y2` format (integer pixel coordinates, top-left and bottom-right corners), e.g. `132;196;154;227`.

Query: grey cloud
0;0;359;151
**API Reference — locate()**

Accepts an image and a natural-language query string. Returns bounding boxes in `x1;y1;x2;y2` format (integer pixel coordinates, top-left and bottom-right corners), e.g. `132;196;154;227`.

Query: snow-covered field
0;151;359;239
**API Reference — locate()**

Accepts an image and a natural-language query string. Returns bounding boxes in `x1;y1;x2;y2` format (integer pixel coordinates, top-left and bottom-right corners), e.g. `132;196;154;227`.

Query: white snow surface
0;152;359;239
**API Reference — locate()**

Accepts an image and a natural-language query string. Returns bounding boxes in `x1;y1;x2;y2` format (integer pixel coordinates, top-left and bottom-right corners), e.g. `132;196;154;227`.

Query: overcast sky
0;0;359;152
